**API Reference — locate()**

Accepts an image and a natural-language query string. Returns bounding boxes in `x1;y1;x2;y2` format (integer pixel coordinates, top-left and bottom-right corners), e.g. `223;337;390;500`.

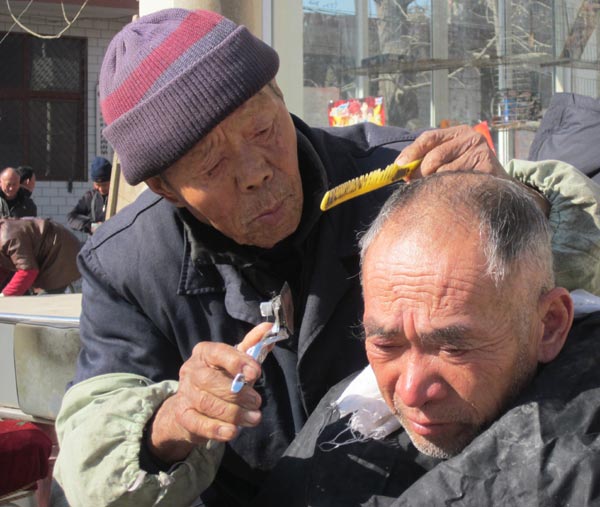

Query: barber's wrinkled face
156;84;302;249
0;170;20;200
363;220;540;459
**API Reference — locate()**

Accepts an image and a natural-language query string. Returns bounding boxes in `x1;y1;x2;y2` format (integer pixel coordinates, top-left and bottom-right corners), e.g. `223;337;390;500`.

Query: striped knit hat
99;9;280;185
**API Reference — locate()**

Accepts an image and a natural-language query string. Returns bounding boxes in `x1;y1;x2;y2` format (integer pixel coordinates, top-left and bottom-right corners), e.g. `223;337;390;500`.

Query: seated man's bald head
360;171;573;458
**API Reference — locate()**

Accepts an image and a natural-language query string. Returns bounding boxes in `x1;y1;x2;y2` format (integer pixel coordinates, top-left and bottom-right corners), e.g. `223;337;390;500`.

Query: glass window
302;1;600;161
0;34;24;88
0;100;23;164
0;33;86;181
30;38;83;92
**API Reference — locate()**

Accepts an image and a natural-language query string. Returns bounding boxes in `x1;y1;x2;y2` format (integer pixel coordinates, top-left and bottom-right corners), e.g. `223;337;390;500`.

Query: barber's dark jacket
70;116;418;505
254;311;600;507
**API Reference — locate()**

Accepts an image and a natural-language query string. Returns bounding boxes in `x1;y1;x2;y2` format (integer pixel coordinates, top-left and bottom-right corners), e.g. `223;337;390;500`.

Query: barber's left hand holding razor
145;322;273;465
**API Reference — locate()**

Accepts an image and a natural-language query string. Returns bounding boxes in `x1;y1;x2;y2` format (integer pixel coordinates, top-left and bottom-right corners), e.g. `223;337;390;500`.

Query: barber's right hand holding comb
394;124;508;181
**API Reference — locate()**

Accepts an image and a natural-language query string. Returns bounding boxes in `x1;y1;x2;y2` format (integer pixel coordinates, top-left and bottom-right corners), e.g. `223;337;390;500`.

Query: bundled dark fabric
528;92;600;182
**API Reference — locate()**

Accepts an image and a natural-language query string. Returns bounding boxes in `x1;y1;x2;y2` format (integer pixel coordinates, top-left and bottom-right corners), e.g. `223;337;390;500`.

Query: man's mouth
253;200;285;224
398;411;463;437
404;417;452;436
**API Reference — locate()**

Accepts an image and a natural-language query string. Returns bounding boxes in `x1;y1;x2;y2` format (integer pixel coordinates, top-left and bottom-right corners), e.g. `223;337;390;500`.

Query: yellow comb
320;159;421;211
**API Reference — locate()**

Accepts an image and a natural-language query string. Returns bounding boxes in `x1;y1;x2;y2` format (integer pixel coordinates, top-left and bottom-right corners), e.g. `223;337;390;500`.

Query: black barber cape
254;311;600;507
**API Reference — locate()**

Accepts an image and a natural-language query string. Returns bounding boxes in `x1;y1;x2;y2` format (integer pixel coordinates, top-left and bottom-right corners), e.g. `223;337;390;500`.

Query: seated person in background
0;218;81;296
67;156;112;235
255;171;600;507
16;165;36;197
53;9;600;507
0;167;37;218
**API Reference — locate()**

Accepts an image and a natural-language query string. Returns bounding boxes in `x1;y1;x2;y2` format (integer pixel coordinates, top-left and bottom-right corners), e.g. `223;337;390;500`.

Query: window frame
0;32;87;182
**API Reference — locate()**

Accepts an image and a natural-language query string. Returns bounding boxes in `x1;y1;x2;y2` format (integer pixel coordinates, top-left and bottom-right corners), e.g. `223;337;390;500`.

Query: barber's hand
396;124;550;216
147;322;273;464
395;125;508;180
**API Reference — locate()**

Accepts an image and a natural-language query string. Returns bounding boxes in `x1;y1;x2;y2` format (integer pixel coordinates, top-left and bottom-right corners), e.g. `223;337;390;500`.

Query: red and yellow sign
328;96;386;127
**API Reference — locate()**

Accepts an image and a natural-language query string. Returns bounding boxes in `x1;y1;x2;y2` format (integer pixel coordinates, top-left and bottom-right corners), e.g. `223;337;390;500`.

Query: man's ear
537;287;574;363
146;175;184;207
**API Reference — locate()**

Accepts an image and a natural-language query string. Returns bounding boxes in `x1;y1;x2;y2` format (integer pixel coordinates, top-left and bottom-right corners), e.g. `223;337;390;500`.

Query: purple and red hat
99;9;280;185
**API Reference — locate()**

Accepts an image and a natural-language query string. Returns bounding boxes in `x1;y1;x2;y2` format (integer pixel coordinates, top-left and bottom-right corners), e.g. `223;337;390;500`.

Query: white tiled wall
0;7;134;235
33;180;90;240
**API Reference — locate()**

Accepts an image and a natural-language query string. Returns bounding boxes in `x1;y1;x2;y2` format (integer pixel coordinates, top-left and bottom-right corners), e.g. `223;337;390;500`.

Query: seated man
0;167;37;218
255;171;599;506
0;218;81;296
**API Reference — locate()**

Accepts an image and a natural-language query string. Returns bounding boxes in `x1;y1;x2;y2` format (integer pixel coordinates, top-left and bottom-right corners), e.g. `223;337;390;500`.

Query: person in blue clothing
67;156;112;235
54;8;600;507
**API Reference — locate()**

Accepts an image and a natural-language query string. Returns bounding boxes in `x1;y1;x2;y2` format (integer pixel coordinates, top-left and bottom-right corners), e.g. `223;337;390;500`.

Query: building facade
0;0;136;231
1;0;600;227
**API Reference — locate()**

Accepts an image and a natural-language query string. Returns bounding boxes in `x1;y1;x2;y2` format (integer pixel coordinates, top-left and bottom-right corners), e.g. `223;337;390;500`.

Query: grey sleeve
508;159;600;294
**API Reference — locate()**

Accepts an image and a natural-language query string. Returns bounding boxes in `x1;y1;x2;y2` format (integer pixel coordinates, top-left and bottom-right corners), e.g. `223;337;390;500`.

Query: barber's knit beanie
99;8;280;185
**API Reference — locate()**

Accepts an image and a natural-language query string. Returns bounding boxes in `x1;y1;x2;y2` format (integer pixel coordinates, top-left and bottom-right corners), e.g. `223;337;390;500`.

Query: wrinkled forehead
365;207;478;264
363;229;535;335
363;216;493;290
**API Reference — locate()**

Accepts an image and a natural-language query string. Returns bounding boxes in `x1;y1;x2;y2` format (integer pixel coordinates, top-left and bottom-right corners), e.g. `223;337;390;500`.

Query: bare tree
303;0;556;128
371;0;429;127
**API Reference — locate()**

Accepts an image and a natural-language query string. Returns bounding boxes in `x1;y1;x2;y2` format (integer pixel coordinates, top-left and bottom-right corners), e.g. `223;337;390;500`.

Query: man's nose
236;153;273;191
395;350;447;408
